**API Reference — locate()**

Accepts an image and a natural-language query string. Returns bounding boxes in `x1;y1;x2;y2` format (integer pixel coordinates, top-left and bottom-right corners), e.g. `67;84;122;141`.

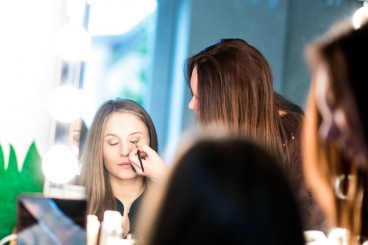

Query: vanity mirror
77;0;363;157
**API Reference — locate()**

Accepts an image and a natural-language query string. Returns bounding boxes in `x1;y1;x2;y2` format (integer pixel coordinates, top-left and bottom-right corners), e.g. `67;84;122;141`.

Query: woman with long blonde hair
77;98;168;237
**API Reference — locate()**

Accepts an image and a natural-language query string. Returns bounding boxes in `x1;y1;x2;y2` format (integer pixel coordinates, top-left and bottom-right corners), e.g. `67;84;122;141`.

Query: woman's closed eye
130;139;140;146
107;139;119;146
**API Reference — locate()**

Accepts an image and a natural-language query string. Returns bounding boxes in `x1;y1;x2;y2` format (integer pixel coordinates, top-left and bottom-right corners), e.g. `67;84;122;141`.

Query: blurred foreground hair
137;133;305;245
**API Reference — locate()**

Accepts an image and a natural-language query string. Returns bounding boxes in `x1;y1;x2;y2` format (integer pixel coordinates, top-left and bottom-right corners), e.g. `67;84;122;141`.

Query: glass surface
80;0;364;154
82;0;157;126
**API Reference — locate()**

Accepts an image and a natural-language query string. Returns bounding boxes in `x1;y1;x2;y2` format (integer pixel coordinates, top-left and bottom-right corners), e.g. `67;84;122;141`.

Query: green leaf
0;142;44;240
0;145;20;240
20;142;44;192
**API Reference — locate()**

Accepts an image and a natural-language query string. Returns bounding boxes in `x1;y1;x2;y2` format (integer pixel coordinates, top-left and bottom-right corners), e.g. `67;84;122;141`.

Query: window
82;0;157;126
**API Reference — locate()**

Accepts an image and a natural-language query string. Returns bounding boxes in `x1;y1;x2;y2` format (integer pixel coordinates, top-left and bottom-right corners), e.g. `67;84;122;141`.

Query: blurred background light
352;5;368;29
87;0;157;36
48;85;87;123
42;144;79;184
54;25;91;62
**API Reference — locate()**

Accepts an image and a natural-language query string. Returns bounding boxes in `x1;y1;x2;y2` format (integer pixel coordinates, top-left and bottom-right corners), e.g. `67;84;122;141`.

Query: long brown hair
77;98;158;220
303;18;368;243
186;38;286;164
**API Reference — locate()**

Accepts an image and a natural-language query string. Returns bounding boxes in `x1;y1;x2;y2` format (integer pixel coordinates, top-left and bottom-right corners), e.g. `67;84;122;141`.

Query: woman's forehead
104;112;146;132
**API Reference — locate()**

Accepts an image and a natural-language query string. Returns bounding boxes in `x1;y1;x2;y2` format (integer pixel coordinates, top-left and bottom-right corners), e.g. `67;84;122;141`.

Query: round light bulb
352;6;368;29
48;85;86;123
54;25;91;62
42;145;79;184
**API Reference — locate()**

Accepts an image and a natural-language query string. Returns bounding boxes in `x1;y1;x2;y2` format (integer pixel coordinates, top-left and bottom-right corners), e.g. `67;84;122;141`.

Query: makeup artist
134;38;328;233
77;98;169;238
183;38;328;232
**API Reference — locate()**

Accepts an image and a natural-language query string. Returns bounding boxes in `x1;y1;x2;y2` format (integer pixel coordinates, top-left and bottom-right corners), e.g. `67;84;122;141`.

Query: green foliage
0;142;44;240
120;88;143;105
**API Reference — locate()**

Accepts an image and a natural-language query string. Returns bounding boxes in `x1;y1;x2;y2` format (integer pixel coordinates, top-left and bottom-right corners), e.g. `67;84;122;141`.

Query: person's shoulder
281;112;303;140
281;112;302;128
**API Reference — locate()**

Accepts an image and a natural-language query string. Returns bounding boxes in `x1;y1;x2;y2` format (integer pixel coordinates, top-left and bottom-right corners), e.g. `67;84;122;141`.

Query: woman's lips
117;162;132;169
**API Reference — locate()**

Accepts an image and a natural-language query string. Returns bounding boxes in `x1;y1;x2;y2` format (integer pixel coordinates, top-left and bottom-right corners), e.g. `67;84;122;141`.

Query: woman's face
188;66;199;115
315;63;367;166
103;111;150;181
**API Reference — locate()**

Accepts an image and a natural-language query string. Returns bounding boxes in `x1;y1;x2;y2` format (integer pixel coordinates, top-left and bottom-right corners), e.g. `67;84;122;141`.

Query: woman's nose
120;143;133;156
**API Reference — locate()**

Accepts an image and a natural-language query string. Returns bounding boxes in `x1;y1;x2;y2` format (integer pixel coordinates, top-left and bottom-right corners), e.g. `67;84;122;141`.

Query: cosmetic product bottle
99;210;123;245
86;214;100;245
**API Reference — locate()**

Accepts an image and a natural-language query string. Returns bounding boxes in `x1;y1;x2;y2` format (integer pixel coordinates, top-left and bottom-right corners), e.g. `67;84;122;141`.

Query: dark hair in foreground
137;136;305;245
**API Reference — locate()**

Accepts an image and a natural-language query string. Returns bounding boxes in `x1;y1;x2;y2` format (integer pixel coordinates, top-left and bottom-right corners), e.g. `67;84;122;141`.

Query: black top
281;113;330;233
115;189;146;235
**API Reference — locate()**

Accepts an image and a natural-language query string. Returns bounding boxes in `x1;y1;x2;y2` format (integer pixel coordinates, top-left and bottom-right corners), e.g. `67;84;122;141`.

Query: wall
0;0;66;169
283;0;361;107
149;0;362;161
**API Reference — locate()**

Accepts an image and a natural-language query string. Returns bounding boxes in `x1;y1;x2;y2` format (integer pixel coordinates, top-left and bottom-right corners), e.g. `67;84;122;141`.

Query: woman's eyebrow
104;132;143;137
129;131;143;136
104;133;117;137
